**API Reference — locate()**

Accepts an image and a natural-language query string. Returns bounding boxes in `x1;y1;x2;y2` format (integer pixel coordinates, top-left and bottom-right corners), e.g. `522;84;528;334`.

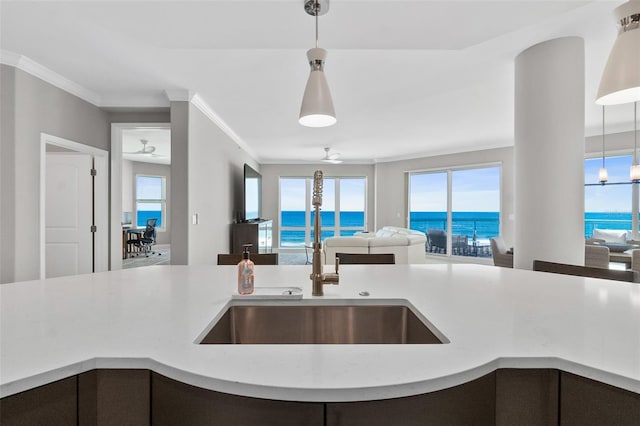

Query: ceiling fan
124;139;161;156
320;147;342;164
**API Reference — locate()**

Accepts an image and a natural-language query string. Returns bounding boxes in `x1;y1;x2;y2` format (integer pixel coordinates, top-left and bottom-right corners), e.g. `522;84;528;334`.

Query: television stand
231;219;272;254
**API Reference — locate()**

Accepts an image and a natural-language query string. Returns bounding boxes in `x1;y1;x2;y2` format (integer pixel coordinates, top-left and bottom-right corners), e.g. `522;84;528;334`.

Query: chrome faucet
310;170;339;296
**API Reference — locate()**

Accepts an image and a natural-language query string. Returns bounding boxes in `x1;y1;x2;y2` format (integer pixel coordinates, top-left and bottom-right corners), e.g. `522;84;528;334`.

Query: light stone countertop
1;264;639;401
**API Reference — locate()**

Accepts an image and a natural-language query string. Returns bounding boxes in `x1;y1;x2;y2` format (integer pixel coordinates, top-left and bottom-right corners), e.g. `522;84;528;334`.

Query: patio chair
584;244;610;269
490;236;513;268
426;229;447;253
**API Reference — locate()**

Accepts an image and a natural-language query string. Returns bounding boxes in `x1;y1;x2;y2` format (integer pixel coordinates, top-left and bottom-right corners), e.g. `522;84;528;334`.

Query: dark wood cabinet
151;372;323;426
231;219;272;254
326;372;496;426
78;369;150;426
2;368;639;425
0;376;77;426
560;371;640;425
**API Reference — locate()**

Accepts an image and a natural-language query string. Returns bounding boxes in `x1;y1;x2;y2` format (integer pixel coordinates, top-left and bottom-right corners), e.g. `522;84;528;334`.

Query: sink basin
198;300;447;344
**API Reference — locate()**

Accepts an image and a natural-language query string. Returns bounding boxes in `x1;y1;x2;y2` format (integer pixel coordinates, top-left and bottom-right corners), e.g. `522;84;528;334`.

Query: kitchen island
1;264;639;424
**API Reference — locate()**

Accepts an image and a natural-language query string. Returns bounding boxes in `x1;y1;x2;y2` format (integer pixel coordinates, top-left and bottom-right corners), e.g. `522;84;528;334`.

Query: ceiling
1;0;635;164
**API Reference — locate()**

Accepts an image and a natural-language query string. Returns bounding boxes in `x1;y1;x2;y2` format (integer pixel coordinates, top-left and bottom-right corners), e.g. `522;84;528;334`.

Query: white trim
190;93;259;161
2;51;101;106
1;50;170;108
164;89;196;102
40;133;110;278
111;123;171;270
164;89;259;161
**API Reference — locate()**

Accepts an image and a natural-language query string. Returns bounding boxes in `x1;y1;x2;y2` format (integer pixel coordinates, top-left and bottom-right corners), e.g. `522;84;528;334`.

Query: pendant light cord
635;102;638;166
315;0;319;48
602;105;606;169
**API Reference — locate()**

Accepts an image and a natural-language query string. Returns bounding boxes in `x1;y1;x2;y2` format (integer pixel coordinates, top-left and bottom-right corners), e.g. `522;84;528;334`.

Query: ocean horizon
278;210;633;246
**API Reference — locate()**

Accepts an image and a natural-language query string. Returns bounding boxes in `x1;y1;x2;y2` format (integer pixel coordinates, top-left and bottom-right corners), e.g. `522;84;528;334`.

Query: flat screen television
243;163;262;222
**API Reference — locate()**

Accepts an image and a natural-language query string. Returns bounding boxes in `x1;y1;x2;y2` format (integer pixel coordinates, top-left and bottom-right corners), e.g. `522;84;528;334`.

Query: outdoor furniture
584;244;610;269
490;236;513;268
426;229;447;253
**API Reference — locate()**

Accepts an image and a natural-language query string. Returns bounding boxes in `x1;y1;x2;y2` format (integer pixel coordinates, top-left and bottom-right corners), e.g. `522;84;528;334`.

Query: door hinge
90;168;97;176
90;225;97;233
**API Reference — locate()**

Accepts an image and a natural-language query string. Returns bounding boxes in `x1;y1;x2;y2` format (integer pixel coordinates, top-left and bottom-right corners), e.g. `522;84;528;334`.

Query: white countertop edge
2;356;638;401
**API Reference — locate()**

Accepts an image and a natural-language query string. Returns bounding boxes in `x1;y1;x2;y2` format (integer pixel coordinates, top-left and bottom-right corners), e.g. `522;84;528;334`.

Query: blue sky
280;177;365;211
410;167;500;212
585;155;633;212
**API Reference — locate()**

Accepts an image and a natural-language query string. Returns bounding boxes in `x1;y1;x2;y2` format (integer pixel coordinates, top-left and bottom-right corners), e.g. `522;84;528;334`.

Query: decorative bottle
237;244;255;295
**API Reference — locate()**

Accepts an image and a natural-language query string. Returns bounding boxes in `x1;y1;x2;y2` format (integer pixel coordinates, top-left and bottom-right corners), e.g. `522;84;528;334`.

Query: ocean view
279;210;634;246
136;210;163;227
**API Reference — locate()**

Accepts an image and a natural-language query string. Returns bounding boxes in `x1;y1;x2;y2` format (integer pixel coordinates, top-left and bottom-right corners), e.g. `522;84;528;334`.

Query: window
584;154;635;238
409;165;501;258
136;175;166;229
280;176;367;247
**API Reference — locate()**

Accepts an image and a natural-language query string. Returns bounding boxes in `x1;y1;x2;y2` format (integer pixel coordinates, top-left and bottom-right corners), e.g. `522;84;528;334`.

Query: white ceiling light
599;106;608;184
321;147;342;164
299;0;336;127
596;0;640;105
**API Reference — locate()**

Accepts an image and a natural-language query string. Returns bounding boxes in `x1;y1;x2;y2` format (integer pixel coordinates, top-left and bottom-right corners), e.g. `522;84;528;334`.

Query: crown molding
190;93;259;162
164;89;197;102
1;50;102;106
1;50;257;161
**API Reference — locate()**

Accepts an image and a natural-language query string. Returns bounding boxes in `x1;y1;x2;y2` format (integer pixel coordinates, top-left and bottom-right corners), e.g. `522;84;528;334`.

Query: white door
45;153;93;278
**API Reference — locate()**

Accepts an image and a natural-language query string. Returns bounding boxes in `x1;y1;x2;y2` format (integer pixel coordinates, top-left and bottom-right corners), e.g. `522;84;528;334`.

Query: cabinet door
0;377;77;426
560;372;640;425
326;372;496;426
151;372;323;426
78;369;150;426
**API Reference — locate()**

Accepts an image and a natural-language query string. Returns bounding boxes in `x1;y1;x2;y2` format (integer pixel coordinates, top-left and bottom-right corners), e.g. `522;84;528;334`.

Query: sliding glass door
409;165;501;258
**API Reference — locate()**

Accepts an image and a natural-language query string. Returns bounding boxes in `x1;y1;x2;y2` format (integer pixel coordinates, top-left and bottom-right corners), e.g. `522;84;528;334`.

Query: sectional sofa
323;226;427;264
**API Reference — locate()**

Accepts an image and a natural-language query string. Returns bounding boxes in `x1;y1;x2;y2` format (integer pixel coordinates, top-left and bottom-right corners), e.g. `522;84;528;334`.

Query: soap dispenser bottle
237;244;255;295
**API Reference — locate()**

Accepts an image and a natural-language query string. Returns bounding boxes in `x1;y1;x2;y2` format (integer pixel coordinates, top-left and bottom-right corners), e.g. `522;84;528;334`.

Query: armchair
490;236;513;268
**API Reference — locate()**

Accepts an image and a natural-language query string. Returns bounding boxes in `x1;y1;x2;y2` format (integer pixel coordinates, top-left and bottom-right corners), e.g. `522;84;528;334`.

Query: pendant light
599;105;609;184
299;0;336;127
632;102;640;182
596;0;640;105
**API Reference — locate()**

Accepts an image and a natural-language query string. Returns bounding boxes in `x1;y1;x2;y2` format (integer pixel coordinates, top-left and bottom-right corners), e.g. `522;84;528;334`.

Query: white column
514;37;585;270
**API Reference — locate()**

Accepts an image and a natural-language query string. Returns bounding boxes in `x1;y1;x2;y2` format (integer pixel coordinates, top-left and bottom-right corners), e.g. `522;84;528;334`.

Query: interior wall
122;160;133;212
585;130;636;158
130;161;171;245
170;102;189;265
260;164;376;248
186;104;256;264
374;147;515;249
1;65;16;284
0;65;110;283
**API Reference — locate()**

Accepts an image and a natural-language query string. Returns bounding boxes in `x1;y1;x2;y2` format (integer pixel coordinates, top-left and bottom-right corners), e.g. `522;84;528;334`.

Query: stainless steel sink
198;300;447;344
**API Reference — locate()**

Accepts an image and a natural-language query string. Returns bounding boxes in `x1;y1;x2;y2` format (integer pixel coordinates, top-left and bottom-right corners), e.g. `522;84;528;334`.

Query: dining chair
335;253;395;265
217;253;279;265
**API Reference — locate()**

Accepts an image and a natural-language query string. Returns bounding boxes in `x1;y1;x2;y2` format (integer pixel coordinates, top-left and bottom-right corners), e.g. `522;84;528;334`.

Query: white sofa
323;226;427;264
590;228;636;252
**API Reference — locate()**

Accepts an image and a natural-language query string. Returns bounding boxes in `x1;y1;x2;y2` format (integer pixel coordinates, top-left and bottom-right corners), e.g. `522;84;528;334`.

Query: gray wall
260;164;376;248
187;104;257;263
169;101;256;265
1;65;110;283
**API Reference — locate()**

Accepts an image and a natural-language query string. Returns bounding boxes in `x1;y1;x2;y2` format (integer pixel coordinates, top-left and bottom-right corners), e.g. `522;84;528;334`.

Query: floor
122;244;171;269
